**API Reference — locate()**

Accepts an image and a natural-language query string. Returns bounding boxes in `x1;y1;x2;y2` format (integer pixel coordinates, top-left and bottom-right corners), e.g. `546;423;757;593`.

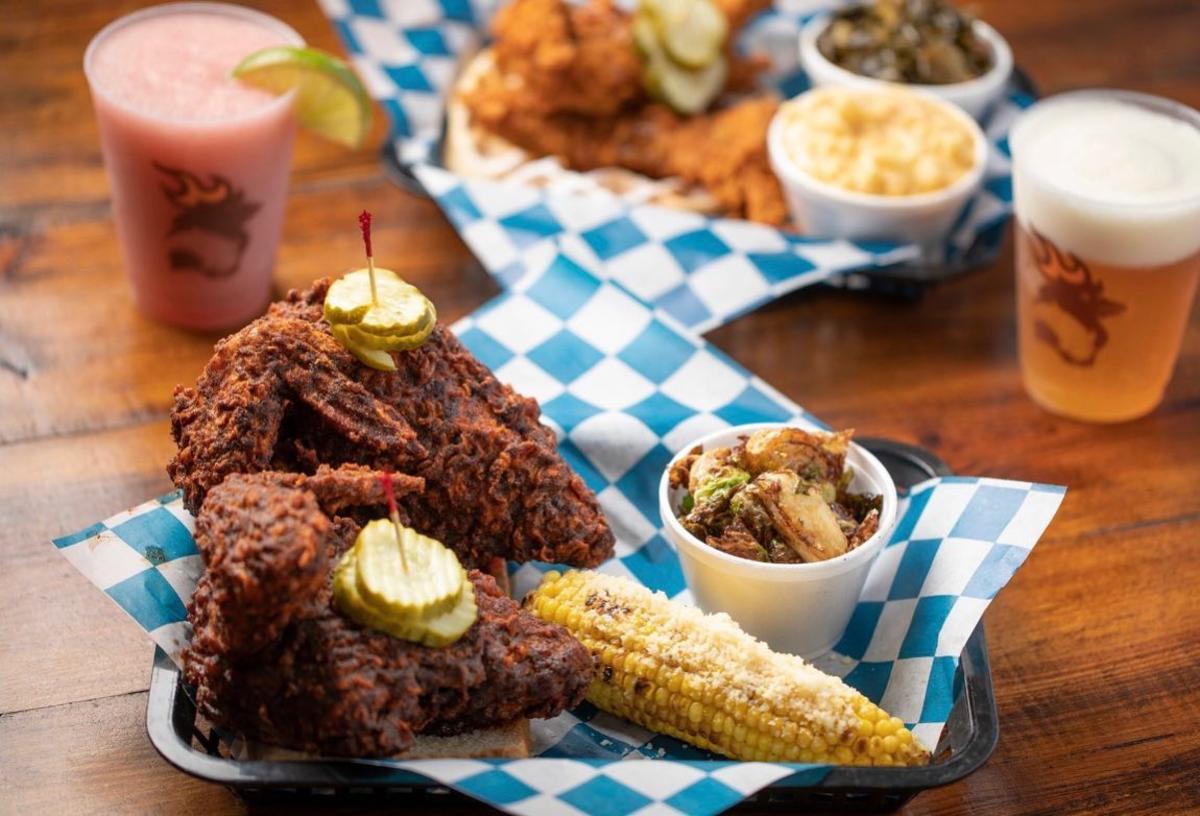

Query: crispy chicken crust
184;470;592;757
169;280;615;569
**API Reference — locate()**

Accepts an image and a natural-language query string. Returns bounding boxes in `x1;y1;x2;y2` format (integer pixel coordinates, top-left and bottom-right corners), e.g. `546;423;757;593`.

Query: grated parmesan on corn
526;570;930;766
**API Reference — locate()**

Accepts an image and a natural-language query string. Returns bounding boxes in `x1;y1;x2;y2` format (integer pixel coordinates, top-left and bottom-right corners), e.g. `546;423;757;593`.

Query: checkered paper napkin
54;241;1063;816
317;0;1033;330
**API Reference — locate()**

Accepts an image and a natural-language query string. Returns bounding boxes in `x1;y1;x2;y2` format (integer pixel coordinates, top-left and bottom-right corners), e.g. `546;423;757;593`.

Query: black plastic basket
146;440;998;812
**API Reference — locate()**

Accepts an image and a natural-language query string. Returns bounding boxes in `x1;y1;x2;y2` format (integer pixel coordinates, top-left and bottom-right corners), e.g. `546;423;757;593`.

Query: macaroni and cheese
778;87;978;196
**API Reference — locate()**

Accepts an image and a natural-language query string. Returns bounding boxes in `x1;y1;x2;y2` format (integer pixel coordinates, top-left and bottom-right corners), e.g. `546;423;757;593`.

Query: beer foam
1011;95;1200;267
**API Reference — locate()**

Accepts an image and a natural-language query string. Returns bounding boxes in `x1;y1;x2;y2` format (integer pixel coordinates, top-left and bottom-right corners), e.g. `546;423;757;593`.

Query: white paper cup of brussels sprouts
659;422;897;659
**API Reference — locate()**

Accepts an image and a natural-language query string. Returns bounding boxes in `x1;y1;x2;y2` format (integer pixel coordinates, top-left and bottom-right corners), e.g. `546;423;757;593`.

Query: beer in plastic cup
84;3;302;331
1010;90;1200;422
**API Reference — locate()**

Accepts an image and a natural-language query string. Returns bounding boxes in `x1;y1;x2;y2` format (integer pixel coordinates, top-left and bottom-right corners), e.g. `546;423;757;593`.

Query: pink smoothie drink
85;3;302;331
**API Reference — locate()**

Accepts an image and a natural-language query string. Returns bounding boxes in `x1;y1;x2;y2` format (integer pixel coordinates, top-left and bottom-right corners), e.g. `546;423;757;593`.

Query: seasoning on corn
525;570;930;766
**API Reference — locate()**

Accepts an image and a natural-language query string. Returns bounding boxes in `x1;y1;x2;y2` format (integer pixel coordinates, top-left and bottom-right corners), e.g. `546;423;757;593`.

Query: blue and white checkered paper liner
54;242;1063;816
317;0;1033;332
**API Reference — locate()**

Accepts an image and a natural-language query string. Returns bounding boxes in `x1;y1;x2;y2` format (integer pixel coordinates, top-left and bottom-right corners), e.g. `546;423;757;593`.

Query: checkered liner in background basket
317;0;1034;324
55;239;1063;816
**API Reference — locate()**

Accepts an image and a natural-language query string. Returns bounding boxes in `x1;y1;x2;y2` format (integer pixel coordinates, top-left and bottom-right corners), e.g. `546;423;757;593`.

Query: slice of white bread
445;48;722;215
401;719;530;759
241;719;530;761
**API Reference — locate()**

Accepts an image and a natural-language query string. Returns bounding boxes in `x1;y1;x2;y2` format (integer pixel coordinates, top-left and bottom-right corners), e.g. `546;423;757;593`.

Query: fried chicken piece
169;281;615;569
186;466;424;659
489;0;644;118
184;471;591;756
667;96;789;225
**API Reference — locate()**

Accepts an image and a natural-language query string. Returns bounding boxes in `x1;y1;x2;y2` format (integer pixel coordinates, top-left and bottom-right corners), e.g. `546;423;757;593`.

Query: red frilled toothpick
359;209;378;305
379;471;408;572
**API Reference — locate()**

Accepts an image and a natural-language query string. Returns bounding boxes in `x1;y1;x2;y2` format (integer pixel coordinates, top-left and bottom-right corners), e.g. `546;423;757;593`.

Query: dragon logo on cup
154;162;261;278
1029;227;1126;367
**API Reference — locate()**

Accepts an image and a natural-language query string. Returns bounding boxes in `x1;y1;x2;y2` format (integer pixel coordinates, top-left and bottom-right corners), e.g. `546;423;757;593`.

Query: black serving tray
146;439;998;813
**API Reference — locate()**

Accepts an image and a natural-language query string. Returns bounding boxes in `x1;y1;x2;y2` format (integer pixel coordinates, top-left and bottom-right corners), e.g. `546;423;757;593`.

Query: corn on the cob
526;570;929;766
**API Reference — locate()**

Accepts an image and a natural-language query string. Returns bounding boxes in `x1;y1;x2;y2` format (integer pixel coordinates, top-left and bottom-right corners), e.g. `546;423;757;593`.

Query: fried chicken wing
186;466;424;659
169;316;424;514
184;471;591;756
169;281;615;569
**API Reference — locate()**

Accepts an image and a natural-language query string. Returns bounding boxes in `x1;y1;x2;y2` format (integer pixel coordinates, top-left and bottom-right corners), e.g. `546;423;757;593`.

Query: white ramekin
766;86;988;254
659;422;898;659
799;13;1014;121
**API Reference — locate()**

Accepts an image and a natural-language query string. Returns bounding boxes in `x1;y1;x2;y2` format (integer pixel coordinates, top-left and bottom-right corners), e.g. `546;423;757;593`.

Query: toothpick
379;471;408;572
359;210;378;306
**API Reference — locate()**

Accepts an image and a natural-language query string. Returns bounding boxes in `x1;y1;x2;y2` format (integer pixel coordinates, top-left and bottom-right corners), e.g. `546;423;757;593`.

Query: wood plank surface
2;0;1198;814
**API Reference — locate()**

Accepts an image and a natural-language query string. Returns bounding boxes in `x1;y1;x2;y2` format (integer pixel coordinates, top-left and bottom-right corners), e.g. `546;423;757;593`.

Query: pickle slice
356;285;436;339
335;548;477;646
635;2;727;115
333;542;374;621
643;0;727;69
324;268;435;338
332;534;478;647
342;311;435;352
330;323;397;371
355;519;465;620
632;12;659;59
414;580;477;647
652;53;728;115
333;544;423;638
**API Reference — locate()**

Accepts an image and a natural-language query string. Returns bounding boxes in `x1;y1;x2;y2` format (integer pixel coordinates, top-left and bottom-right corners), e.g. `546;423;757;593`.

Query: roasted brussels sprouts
671;427;881;564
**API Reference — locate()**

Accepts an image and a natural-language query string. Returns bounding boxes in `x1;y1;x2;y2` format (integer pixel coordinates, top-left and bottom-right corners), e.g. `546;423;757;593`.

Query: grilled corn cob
526;570;929;766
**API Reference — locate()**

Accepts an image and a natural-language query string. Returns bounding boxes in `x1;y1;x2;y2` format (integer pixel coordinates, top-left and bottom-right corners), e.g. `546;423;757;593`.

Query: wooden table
2;1;1198;813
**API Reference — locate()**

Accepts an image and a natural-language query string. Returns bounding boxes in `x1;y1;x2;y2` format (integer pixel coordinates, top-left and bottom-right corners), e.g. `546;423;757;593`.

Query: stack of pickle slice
333;519;478;647
324;268;437;371
634;0;729;114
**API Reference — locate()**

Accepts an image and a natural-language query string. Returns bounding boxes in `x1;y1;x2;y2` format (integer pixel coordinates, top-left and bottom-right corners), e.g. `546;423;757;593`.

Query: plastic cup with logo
85;2;302;331
1009;90;1200;422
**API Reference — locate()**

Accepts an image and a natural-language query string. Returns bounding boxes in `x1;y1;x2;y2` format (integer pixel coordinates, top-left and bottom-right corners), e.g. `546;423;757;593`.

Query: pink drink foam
89;11;285;121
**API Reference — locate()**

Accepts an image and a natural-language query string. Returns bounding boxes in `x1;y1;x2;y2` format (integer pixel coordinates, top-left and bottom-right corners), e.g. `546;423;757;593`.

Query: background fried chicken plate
170;279;615;570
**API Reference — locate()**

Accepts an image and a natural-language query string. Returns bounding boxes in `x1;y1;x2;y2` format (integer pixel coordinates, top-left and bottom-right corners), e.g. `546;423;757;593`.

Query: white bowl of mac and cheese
767;85;987;255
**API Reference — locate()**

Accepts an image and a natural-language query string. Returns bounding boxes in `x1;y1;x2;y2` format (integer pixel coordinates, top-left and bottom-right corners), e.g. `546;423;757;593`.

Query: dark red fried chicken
169;279;614;569
184;469;593;757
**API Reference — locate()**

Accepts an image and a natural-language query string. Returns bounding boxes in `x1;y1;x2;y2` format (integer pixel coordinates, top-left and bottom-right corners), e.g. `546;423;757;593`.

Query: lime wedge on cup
233;46;372;148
